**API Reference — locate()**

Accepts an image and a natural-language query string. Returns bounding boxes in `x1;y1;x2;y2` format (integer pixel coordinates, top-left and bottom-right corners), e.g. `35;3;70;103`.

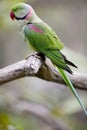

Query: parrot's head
10;3;36;22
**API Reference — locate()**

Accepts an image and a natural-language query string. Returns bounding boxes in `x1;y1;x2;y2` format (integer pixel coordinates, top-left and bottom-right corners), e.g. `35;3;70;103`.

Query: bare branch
0;53;87;90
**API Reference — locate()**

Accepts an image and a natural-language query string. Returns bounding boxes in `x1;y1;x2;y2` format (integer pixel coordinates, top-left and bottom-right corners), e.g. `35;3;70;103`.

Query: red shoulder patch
28;24;44;33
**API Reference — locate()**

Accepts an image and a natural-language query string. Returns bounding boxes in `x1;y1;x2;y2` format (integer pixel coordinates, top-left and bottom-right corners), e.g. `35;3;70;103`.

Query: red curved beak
10;11;15;20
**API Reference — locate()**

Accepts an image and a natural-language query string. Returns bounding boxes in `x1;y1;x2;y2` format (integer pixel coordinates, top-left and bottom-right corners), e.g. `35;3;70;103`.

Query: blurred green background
0;0;87;130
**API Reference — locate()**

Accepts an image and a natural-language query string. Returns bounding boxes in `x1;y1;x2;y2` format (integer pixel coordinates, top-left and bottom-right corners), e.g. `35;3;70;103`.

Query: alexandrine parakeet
10;3;87;115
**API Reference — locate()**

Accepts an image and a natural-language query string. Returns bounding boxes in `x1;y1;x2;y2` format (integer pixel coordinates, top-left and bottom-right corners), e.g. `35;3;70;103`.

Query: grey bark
0;54;87;90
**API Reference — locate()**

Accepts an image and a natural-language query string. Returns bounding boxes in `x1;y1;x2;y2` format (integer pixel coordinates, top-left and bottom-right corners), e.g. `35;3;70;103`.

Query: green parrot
10;3;87;115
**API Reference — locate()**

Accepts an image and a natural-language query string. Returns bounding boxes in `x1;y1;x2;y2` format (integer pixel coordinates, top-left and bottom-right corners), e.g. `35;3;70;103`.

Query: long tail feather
58;67;87;115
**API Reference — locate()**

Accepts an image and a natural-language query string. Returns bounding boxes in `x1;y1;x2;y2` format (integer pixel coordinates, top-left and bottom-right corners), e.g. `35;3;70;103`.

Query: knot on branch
24;54;43;76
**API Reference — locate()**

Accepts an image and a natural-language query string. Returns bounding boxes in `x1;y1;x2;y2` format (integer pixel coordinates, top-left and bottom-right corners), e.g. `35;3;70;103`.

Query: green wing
23;22;72;73
23;22;64;50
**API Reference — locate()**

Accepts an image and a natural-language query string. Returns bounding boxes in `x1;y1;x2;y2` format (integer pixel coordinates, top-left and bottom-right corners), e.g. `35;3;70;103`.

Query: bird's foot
25;52;45;62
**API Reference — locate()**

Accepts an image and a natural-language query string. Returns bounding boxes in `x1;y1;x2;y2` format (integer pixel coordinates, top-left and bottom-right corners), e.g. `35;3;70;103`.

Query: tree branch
0;53;87;90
